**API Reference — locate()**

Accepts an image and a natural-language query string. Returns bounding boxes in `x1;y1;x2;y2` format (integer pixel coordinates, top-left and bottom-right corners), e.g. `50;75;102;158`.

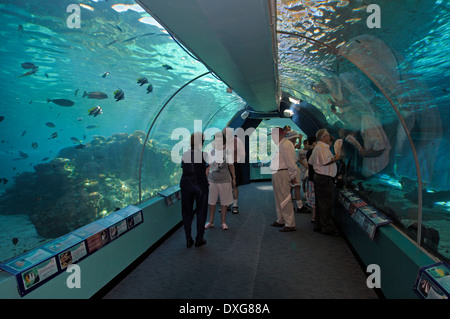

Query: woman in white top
205;132;236;230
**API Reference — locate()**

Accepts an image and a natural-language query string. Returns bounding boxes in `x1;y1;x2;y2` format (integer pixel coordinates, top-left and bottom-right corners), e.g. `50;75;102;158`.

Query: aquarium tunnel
0;0;449;300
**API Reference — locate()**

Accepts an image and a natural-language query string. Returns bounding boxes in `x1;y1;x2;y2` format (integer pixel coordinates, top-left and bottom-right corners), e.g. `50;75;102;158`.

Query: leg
206;183;218;228
220;205;228;230
195;186;209;243
206;204;215;228
272;173;285;225
181;188;194;242
314;174;337;234
275;171;296;228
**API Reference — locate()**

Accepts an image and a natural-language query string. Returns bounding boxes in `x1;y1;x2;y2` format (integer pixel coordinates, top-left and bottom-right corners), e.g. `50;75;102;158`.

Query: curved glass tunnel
0;0;449;275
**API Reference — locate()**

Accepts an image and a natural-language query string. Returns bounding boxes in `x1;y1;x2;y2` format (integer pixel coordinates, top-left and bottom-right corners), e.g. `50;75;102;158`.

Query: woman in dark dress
180;132;209;247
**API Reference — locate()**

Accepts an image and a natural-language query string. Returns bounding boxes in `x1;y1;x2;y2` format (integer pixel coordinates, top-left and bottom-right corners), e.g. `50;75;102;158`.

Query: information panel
158;185;181;206
414;262;450;299
0;205;144;297
339;189;391;239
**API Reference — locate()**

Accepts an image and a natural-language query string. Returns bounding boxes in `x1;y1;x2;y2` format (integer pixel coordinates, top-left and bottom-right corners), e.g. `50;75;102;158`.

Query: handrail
138;71;211;203
277;30;424;244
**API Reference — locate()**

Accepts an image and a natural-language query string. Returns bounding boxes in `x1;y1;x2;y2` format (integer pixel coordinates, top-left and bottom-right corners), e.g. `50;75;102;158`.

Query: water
0;0;449;265
0;0;245;262
277;0;450;261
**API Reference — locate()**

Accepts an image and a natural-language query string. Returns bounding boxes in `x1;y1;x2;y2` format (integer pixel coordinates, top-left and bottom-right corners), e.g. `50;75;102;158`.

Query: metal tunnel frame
277;30;424;244
138;71;211;203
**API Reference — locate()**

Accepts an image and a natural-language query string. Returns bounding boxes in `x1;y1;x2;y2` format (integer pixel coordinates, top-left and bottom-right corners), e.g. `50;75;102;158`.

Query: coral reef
0;131;180;239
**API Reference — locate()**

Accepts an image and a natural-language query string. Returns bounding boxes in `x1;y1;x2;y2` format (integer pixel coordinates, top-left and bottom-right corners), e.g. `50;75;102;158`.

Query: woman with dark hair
180;132;209;247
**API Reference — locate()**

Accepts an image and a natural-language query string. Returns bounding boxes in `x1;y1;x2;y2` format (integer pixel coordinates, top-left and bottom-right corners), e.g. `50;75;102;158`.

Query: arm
324;154;342;166
228;164;236;187
283;142;299;183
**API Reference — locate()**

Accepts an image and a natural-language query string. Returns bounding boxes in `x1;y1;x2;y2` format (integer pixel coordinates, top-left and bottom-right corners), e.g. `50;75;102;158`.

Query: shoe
186;239;194;248
205;223;214;229
222;223;228;230
232;206;239;214
311;218;315;223
195;239;207;247
279;226;296;232
227;205;231;211
270;221;284;227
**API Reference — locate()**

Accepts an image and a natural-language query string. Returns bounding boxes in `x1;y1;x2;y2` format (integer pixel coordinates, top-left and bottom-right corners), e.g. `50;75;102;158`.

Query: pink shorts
208;182;233;206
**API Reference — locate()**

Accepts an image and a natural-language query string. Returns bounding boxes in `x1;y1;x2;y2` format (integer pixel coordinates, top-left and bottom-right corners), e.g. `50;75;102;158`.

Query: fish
1;178;8;185
41;157;49;161
18;66;39;77
137;77;148;86
21;130;27;137
86;125;98;129
12;238;18;245
45;122;56;128
122;36;138;43
105;39;118;47
116;25;123;32
101;72;110;78
114;89;124;102
77;117;83;121
48;132;58;139
47;98;75;107
0;116;4;123
18;25;23;38
70;137;81;143
45;73;49;78
32;142;38;149
162;64;173;70
88;106;102;117
146;84;153;94
19;151;28;158
82;91;108;99
74;89;79;96
21;62;36;69
79;3;94;11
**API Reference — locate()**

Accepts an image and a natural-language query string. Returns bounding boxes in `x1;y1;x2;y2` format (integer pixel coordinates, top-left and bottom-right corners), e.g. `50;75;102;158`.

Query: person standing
269;127;299;232
205;132;236;230
180;132;209;247
223;127;245;214
285;130;308;213
308;129;341;235
306;136;317;223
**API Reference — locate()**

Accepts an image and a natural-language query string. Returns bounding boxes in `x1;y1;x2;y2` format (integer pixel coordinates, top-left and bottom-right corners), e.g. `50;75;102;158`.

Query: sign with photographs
414;262;450;299
339;189;391;239
158;185;181;206
0;205;143;297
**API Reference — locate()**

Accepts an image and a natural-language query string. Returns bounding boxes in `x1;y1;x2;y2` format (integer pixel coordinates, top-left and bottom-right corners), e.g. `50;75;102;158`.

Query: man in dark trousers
308;129;341;236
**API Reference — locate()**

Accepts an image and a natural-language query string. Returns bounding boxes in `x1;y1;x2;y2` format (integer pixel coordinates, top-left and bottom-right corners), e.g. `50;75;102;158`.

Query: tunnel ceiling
136;0;280;113
136;0;449;133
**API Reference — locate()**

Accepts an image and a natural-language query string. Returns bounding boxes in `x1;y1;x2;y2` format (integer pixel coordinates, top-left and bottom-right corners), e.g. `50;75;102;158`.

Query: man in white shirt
269;127;299;232
308;128;341;235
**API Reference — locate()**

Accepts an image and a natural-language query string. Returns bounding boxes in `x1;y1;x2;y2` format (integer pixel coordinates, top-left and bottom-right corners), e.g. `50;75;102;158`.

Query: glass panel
277;0;449;262
0;1;234;263
139;74;246;203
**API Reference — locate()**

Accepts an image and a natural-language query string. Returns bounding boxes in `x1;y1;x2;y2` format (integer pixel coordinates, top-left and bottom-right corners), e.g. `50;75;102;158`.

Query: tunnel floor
103;181;378;299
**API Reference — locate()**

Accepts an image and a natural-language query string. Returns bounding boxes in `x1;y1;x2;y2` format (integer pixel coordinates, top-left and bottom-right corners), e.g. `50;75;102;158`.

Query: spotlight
241;110;249;120
283;109;294;118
